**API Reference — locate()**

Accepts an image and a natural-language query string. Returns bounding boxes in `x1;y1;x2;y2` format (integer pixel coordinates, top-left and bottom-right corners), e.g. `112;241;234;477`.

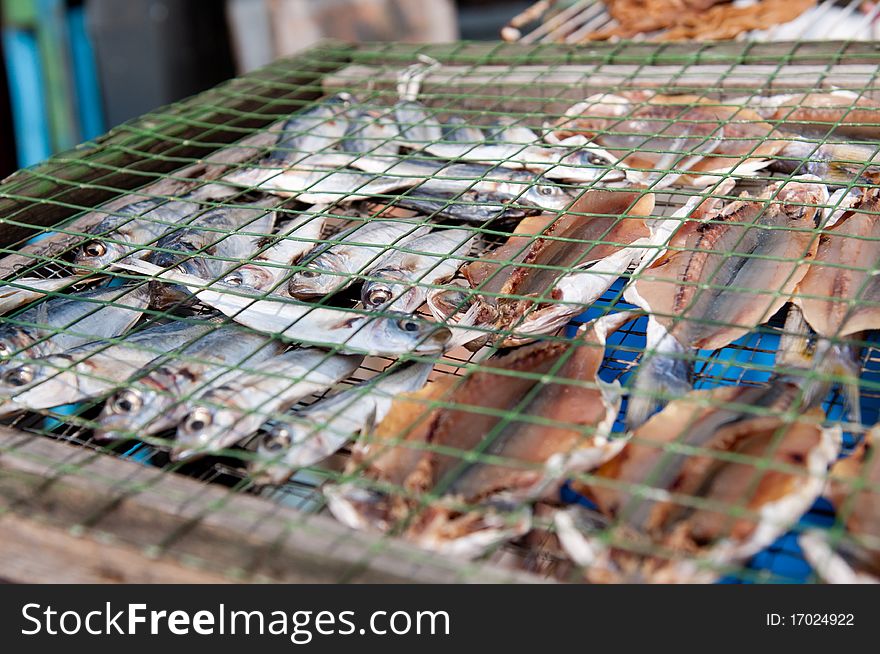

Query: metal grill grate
0;41;879;584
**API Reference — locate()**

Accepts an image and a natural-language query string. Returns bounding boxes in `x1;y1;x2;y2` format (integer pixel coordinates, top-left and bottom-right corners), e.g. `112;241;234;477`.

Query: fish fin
815;340;863;426
626;321;691;430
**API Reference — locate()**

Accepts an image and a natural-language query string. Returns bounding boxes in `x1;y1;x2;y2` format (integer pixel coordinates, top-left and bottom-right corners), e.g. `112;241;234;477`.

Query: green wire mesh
0;40;878;584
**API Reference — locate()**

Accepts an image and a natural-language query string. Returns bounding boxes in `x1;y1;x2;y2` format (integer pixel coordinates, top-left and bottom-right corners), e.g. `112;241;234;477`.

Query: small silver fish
383;190;539;223
0;276;92;316
173;348;362;460
148;199;277;306
248;361;433;486
288;220;431;299
0;283;150;371
266;94;352;164
116;261;452;356
361;229;475;312
73;197;202;271
0;318;218;414
340;105;401;157
221;206;328;292
94;326;284;442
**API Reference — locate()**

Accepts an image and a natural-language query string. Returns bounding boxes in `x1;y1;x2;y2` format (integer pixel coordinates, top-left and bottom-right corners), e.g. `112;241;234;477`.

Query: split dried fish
0;317;219;415
557;382;841;583
173;348;362;460
116;261;452;356
361;229;475;313
288;220;431;299
800;425;880;584
0;283;150;371
550;91;784;188
739;90;880;140
487;189;655;346
785;187;880;420
73;196;202;270
249;361;433;486
625;179;828;427
94;326;284;442
325;313;633;558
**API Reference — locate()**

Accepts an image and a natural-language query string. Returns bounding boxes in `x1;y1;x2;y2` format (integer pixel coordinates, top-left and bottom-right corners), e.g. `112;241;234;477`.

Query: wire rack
502;0;880;44
0;40;879;584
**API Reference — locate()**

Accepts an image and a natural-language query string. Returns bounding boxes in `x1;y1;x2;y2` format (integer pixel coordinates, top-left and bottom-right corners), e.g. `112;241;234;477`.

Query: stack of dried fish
2;56;880;585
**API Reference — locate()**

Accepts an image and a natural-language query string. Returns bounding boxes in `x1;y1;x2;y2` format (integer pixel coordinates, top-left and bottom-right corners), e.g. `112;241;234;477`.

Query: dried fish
116;261;452;356
325;313;634;558
220;206;328;292
486;189;655;346
148;199;277;306
94;326;284;442
784;187;880;422
557;383;841;583
0;283;150;370
173;348;362;460
361;229;475;312
739;90;880;140
249;361;433;485
288;220;431;299
0;318;219;414
265;93;352;164
800;426;880;584
73;196;202;270
625;179;828;428
0;276;92;316
550;91;783;188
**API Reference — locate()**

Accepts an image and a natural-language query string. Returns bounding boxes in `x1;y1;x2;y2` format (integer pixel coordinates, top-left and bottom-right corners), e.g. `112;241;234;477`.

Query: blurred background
1;0;875;178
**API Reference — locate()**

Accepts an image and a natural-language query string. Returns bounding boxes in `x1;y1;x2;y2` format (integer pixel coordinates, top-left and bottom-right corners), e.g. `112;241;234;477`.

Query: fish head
287;265;345;298
518;178;581;211
172;402;239;460
222;265;275;292
73;238;128;272
354;313;451;355
559;145;627;182
93;374;178;442
0;356;86;407
361;268;411;310
0;327;35;363
248;426;301;486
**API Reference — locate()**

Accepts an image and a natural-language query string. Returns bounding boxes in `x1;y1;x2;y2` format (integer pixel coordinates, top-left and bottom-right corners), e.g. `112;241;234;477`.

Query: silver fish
221;206;328;292
116;261;452;356
248;361;433;485
0;283;150;370
0;276;91;316
226;153;588;212
148;200;277;306
73;197;202;270
94;326;284;442
266;94;352;164
361;229;475;312
340;105;401;157
0;318;218;414
381;190;539;223
173;348;363;460
288;220;431;299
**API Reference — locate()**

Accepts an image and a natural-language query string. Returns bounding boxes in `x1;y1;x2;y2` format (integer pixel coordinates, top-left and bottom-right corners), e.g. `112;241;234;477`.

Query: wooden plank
0;41;353;252
0;429;547;584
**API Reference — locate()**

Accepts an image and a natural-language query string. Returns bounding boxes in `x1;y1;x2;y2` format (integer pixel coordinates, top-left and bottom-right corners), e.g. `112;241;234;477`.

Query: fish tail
626;328;692;430
813;340;863;425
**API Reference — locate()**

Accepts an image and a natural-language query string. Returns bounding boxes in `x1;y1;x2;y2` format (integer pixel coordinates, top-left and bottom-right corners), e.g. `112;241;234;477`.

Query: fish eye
4;366;34;387
299;270;320;279
110;389;142;414
262;430;291;452
367;288;393;306
396;318;421;333
184;407;212;433
537;185;558;196
82;241;107;259
0;342;10;357
588;154;608;165
224;273;244;286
